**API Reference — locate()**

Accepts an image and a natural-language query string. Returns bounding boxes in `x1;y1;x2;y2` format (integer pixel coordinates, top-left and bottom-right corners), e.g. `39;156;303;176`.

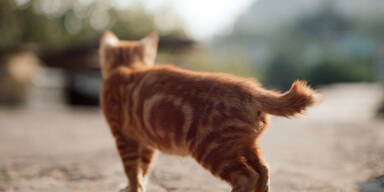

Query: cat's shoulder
103;67;135;87
146;64;186;73
137;64;193;78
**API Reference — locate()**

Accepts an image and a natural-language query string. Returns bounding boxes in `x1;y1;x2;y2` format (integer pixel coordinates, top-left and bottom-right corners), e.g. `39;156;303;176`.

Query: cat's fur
99;31;320;192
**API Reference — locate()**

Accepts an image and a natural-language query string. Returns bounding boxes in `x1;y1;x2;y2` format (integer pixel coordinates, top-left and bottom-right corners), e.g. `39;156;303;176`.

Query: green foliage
213;0;384;90
158;48;256;78
263;49;377;90
260;3;381;89
308;55;377;86
0;0;186;53
263;52;307;90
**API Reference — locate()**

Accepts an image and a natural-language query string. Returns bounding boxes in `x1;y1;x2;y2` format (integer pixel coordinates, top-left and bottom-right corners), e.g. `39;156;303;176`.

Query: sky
114;0;257;41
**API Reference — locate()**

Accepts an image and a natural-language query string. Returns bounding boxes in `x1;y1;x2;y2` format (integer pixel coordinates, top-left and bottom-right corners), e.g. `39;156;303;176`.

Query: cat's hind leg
242;143;269;192
193;136;260;192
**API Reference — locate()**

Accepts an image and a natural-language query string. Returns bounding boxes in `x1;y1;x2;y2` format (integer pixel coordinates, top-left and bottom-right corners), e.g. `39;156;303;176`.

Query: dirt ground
1;83;384;192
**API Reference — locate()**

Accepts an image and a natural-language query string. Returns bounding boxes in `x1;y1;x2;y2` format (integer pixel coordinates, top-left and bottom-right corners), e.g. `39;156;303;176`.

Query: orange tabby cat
99;31;320;192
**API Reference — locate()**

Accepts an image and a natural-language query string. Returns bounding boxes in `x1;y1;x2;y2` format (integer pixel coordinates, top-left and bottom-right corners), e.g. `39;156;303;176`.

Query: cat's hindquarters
253;80;322;117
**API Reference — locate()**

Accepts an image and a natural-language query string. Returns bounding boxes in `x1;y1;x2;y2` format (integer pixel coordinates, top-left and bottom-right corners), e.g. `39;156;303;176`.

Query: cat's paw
118;186;129;192
118;186;145;192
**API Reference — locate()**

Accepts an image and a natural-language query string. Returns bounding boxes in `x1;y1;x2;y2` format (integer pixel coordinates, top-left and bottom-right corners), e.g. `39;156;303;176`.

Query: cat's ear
99;31;119;78
100;31;119;48
140;32;158;66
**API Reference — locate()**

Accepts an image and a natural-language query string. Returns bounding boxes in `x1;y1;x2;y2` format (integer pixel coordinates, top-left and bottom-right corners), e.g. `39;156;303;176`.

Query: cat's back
138;65;260;99
101;65;262;121
102;65;261;110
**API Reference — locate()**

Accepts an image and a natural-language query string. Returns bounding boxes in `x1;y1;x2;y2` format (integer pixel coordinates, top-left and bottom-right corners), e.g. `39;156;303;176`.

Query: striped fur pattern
99;32;321;192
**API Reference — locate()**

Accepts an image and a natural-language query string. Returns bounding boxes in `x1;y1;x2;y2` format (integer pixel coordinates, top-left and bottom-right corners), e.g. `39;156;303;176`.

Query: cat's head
99;31;158;78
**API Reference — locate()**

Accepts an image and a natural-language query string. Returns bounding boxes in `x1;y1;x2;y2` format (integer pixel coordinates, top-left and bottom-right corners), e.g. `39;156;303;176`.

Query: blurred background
0;0;383;191
0;0;383;107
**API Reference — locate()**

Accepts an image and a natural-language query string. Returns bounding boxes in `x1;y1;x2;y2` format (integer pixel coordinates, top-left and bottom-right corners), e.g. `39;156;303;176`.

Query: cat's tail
253;81;322;117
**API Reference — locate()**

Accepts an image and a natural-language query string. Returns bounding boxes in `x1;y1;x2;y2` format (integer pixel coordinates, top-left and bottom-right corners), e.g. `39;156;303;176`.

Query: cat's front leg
113;132;145;192
139;146;156;188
